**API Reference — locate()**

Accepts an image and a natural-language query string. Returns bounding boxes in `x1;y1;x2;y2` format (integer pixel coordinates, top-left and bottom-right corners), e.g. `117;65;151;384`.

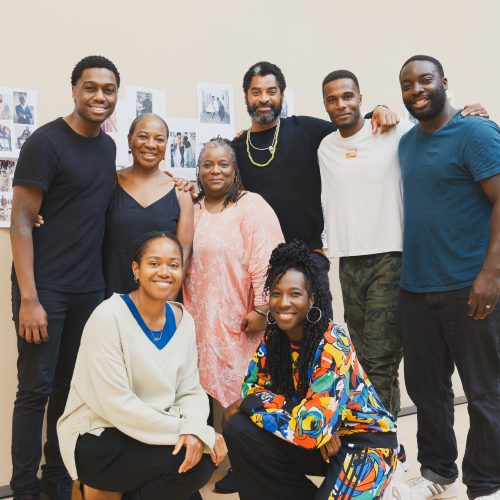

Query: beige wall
1;0;498;484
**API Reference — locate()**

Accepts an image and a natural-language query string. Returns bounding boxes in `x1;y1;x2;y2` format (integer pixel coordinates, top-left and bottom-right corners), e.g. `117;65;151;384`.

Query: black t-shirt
13;117;117;293
233;115;334;249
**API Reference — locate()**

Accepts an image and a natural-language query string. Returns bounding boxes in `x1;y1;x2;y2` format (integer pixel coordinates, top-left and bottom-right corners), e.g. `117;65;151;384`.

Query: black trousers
75;429;214;500
399;287;500;499
224;414;326;500
223;414;396;500
11;280;104;497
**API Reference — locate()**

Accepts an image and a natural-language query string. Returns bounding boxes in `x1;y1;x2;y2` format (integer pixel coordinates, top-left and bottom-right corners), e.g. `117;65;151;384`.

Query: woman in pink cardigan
184;137;283;413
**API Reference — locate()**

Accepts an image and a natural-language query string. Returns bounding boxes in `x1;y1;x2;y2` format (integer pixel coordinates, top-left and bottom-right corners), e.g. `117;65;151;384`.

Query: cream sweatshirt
57;293;215;479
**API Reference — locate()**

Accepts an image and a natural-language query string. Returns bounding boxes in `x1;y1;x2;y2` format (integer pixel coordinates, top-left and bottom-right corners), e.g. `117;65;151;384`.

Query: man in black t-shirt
10;55;120;500
232;62;398;318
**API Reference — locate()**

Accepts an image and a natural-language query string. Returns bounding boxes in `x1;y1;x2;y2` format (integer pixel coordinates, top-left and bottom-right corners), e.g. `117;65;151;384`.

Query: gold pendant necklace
131;292;166;342
245;119;280;167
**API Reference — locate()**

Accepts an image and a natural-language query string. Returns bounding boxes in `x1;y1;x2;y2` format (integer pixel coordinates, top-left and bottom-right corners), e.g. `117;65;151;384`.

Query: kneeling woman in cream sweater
58;231;226;499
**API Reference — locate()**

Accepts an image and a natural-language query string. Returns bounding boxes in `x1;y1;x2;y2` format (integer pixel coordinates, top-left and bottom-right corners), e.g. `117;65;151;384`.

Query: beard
246;101;282;124
404;87;447;121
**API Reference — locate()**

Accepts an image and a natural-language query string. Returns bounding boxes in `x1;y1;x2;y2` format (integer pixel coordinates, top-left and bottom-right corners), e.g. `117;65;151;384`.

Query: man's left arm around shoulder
468;174;500;320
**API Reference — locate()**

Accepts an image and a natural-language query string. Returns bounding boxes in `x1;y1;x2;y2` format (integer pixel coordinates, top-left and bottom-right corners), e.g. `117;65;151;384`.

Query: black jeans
10;280;104;497
399;287;500;499
76;429;214;500
310;251;333;320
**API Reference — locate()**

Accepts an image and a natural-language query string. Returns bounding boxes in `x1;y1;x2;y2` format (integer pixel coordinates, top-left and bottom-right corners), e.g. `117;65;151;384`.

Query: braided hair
194;137;245;209
263;240;330;401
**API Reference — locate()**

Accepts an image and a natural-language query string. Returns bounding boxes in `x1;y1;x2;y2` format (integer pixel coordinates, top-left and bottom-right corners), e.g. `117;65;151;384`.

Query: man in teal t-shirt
398;55;500;500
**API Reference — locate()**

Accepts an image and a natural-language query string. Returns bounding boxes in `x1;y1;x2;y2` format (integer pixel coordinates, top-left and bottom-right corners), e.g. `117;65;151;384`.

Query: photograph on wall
125;86;166;125
0;90;13;121
0;121;13;154
101;101;129;168
280;88;294;118
0;87;37;158
166;118;199;180
197;83;234;142
14;124;34;151
0;159;16;227
13;90;36;125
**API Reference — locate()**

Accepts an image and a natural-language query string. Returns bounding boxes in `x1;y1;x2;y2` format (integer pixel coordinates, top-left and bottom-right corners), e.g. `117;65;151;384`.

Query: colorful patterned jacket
240;322;397;450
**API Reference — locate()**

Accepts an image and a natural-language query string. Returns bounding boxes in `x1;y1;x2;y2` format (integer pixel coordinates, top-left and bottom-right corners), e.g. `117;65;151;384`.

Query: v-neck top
121;293;177;350
104;184;180;297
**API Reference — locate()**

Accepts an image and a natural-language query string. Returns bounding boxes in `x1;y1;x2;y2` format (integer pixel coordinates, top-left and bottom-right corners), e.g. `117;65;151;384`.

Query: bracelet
375;104;389;109
253;308;267;317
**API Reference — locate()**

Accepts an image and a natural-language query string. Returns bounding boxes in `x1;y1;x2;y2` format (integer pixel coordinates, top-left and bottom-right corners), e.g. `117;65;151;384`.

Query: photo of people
169;131;197;168
280;88;294;119
196;83;234;142
14;124;34;150
0;122;12;152
166;118;199;180
136;91;153;117
125;87;166;132
101;110;118;133
13;91;34;125
0;159;16;227
0;92;12;120
199;89;230;124
0;88;36;158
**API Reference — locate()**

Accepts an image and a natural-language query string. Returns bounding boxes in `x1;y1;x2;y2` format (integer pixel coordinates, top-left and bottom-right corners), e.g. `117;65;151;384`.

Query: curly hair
194;137;245;209
263;240;331;401
71;55;121;87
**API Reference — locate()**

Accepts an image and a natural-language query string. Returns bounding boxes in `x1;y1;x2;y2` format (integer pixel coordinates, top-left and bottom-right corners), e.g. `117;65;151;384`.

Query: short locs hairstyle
71;55;121;87
243;61;286;94
399;55;444;79
195;137;245;209
322;70;360;95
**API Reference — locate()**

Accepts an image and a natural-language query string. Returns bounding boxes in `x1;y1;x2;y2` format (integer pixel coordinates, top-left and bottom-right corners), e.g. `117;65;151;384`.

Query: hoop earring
133;274;138;283
266;310;276;325
306;306;322;324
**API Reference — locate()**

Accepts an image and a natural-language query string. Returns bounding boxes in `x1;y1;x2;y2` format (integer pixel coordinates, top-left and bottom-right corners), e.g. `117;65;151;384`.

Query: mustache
250;102;278;112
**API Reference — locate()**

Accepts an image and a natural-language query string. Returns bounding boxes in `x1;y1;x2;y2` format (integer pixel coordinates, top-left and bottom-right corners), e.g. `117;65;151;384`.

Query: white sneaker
408;476;459;499
476;491;500;499
397;444;411;472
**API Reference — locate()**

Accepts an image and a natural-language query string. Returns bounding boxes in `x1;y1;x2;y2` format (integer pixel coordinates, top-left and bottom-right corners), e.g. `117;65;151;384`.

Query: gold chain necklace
131;292;166;342
245;119;280;167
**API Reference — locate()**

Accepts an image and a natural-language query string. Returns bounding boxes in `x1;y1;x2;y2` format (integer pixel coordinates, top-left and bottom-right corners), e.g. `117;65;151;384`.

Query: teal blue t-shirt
398;112;500;292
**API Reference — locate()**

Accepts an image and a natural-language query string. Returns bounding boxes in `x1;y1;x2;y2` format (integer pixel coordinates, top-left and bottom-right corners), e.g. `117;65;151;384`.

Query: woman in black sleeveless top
103;114;193;297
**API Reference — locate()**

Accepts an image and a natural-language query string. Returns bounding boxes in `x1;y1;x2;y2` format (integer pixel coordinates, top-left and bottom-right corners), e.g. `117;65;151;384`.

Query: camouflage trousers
339;251;403;416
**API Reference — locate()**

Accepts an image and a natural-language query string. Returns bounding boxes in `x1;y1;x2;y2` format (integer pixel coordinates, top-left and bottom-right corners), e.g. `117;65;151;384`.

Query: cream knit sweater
57;294;215;479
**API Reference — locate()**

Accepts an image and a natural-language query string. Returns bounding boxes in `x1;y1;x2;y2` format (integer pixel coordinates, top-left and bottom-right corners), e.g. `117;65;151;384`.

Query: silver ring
485;305;492;309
